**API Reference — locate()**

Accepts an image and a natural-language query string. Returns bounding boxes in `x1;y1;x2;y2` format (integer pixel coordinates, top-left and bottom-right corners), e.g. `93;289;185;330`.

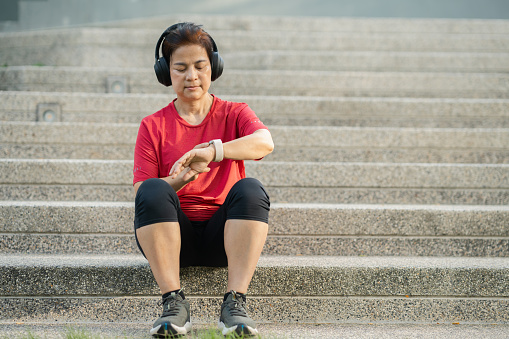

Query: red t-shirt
133;95;268;221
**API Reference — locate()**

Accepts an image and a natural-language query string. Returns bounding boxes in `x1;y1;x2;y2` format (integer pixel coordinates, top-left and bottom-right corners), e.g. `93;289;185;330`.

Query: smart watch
208;139;224;162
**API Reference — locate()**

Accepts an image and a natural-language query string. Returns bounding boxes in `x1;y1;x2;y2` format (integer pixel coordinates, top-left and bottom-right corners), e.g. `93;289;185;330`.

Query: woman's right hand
168;143;214;179
158;166;201;194
179;166;200;183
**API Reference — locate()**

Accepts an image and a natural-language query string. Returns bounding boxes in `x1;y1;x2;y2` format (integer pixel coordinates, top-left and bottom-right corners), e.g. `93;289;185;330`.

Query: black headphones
154;23;224;87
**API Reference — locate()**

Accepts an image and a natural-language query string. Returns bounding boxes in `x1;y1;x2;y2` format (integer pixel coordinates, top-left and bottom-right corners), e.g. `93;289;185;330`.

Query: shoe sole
218;320;258;337
150;321;192;338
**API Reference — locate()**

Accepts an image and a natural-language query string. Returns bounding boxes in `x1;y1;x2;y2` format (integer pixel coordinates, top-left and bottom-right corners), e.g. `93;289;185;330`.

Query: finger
169;161;182;177
169;152;192;177
170;161;187;179
181;150;199;168
183;168;200;182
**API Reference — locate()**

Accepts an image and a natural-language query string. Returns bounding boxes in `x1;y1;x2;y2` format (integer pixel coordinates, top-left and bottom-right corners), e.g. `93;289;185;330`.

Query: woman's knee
136;178;177;205
233;177;269;202
225;178;270;223
134;178;180;229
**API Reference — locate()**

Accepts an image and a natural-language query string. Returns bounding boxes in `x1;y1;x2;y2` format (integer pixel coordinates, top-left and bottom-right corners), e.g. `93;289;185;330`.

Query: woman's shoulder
213;96;251;114
140;102;174;125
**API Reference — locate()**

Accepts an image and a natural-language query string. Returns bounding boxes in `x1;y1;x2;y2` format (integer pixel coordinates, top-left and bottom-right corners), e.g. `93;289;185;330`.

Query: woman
133;22;274;338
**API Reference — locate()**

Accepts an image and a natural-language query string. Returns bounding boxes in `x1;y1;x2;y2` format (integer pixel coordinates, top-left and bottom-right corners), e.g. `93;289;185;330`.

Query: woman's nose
185;67;198;80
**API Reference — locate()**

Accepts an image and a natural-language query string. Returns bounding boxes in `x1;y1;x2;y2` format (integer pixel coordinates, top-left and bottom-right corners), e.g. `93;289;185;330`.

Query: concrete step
7;49;508;73
4;142;509;164
2;323;509;339
4;232;507;257
2;296;508;326
2;67;509;98
2;201;507;256
2;122;508;163
225;51;509;73
1;254;508;324
0;159;507;204
2;91;507;128
4;254;506;297
1;27;509;68
99;15;509;34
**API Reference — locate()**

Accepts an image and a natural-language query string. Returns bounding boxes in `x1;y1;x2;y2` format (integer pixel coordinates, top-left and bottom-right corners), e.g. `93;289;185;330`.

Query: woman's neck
174;94;214;125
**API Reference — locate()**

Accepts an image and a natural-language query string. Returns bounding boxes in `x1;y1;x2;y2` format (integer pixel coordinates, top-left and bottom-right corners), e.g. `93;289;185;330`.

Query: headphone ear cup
211;52;224;82
154;56;172;86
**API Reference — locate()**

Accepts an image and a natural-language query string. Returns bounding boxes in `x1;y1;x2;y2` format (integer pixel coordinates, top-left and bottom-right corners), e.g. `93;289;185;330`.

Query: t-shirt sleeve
236;104;269;137
133;120;159;185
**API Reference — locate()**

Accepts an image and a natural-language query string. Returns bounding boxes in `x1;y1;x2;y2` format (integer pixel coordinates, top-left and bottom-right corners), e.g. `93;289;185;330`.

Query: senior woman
133;22;274;338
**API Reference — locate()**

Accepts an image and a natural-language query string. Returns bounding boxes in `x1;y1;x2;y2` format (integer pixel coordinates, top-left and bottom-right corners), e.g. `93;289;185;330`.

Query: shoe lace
160;295;182;317
228;292;248;317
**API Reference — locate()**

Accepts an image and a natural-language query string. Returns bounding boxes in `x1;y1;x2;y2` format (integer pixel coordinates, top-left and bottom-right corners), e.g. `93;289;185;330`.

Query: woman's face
169;44;212;101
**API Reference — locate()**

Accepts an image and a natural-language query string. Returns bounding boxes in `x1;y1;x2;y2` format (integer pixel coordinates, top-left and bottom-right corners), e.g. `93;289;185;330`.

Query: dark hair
162;22;214;64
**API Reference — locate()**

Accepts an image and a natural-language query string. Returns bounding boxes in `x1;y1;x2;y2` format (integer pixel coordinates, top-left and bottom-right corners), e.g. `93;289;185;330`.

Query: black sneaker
218;290;258;337
150;290;191;338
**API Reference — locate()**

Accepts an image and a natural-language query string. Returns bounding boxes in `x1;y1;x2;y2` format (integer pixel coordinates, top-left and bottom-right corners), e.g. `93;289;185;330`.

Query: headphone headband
154;23;179;62
154;23;219;62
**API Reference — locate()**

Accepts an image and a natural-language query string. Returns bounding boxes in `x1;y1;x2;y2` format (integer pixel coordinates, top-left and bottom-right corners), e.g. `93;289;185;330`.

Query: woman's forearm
165;129;274;181
223;129;274;161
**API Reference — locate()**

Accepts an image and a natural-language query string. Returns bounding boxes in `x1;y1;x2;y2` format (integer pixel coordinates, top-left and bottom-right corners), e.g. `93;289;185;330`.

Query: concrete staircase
1;14;508;338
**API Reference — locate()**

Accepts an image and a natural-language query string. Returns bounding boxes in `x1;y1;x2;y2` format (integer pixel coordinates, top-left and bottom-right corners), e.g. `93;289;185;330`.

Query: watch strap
209;139;223;162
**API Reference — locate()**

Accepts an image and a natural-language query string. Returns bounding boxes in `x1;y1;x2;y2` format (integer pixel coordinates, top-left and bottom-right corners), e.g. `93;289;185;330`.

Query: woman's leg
214;178;269;336
136;221;181;294
224;219;268;293
134;178;193;295
222;178;270;293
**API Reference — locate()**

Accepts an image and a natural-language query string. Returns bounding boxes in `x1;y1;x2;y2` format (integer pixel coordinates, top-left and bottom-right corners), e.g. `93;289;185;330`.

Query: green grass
9;326;281;339
64;327;107;339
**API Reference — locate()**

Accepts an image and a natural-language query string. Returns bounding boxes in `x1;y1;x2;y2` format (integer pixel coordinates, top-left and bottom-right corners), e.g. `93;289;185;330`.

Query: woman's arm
134;166;203;196
169;129;274;179
224;129;274;160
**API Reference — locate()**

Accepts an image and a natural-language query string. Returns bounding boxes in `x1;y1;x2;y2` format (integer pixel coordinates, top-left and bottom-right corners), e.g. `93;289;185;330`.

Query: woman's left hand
169;142;215;179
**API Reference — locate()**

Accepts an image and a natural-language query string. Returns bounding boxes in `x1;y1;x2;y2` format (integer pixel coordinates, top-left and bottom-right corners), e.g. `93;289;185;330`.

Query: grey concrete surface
2;27;509;68
224;51;509;73
1;184;508;205
2;67;509;99
2;202;508;256
99;14;509;33
3;0;509;33
2;323;509;339
1;254;508;297
2;201;508;236
4;233;509;257
5;122;507;149
2;92;508;128
1;295;508;324
1;159;508;189
4;143;509;164
2;122;508;163
1;233;507;257
1;12;509;330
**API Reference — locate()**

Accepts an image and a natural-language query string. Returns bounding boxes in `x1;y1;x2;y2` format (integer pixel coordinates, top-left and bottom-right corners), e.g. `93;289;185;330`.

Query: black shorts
134;177;270;267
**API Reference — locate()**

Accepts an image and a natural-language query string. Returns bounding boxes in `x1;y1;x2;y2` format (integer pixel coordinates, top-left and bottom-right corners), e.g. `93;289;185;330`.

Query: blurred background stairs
0;10;508;339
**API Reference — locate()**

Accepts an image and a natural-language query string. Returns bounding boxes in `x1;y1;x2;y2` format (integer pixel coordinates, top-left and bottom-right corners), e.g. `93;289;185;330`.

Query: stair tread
3;253;508;268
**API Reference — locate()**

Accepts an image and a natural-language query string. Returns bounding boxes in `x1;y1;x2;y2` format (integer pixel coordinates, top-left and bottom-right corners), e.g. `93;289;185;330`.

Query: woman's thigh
133;178;199;266
198;178;270;267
